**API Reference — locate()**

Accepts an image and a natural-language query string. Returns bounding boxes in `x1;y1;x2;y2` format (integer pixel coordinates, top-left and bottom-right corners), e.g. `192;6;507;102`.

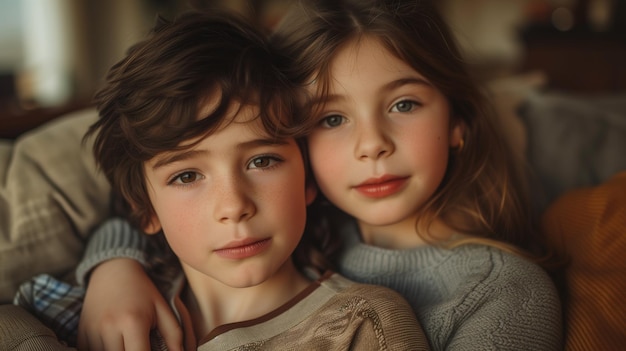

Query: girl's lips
214;238;271;259
354;176;409;198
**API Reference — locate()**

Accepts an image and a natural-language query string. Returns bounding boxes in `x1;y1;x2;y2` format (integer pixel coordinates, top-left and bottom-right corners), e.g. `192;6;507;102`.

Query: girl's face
307;37;463;244
143;99;314;289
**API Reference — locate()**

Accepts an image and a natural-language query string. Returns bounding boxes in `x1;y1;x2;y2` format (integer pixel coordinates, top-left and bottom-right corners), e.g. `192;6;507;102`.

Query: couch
1;79;625;349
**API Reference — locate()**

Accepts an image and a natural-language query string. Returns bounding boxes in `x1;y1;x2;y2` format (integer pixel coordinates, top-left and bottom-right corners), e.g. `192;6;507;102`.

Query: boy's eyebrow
237;137;291;150
152;149;207;170
308;77;432;106
151;137;291;170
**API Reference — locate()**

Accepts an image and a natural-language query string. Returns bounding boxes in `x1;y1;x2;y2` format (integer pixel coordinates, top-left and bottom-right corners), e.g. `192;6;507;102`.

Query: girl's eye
390;100;419;113
320;115;345;128
248;156;281;169
169;171;200;185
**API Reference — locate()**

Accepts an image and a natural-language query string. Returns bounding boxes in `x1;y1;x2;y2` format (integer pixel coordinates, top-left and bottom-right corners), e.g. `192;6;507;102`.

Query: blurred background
1;0;625;137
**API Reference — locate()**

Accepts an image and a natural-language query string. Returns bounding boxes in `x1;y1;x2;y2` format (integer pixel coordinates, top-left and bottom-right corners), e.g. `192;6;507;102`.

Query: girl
75;0;562;350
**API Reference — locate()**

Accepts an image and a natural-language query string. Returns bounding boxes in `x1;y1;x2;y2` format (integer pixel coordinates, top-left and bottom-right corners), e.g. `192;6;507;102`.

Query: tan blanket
0;108;110;303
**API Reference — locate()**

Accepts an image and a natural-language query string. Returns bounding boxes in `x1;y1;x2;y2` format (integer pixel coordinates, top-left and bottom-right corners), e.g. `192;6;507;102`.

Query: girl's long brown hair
272;0;553;263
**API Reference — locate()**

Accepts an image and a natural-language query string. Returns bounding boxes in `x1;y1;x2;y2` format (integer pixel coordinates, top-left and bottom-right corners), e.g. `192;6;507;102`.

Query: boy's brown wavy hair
85;10;337;273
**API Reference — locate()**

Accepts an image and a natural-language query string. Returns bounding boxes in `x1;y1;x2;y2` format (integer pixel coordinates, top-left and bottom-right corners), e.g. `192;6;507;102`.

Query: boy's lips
354;175;409;198
214;238;271;259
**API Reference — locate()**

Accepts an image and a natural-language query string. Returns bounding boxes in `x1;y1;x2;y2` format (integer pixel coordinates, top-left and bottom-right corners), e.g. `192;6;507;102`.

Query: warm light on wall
20;0;75;107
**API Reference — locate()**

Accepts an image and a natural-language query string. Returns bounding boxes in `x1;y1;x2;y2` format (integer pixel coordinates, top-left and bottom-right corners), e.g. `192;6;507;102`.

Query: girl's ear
143;214;162;235
305;182;318;206
449;119;466;148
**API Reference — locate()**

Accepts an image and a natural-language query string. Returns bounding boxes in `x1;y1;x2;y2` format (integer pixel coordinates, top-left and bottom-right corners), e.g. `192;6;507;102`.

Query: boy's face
143;100;314;288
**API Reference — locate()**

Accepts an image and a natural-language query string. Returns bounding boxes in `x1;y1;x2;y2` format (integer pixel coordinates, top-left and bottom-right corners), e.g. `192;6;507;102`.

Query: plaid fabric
13;274;85;346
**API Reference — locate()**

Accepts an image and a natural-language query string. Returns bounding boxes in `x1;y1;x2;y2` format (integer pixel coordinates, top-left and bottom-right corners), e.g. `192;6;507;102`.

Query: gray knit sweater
335;220;562;350
77;219;562;351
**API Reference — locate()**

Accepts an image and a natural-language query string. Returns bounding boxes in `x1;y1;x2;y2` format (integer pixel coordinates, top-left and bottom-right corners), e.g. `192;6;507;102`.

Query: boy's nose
213;178;256;223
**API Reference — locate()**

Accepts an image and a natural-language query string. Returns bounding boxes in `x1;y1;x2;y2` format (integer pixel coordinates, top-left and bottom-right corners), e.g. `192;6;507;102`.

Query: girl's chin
353;212;416;228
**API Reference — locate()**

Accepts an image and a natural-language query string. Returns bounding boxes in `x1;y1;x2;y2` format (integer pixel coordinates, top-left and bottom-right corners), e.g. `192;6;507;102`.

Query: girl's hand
77;258;183;351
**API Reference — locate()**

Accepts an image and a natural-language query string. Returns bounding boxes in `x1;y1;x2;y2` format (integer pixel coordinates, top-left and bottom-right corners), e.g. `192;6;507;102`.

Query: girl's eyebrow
384;77;433;91
151;138;290;170
308;76;433;107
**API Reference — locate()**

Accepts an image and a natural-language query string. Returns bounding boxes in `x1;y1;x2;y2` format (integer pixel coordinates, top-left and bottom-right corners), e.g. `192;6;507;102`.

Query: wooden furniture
520;25;626;93
0;100;93;139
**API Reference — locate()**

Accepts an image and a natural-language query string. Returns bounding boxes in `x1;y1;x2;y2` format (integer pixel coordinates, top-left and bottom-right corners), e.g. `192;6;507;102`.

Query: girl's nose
354;120;394;161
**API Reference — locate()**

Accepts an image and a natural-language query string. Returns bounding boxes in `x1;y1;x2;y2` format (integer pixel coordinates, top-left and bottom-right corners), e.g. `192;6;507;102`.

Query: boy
13;10;428;350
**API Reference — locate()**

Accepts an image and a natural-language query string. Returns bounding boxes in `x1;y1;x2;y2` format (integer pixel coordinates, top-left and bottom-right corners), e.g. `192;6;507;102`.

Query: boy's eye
320;115;345;128
391;100;418;113
171;171;199;185
248;156;280;169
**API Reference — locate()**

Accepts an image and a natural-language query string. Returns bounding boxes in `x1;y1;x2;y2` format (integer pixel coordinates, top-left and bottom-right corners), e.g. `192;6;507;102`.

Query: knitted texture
336;222;562;351
542;171;626;350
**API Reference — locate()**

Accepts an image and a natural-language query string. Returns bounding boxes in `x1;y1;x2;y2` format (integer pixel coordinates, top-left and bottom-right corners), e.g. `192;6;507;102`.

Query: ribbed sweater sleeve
75;218;149;286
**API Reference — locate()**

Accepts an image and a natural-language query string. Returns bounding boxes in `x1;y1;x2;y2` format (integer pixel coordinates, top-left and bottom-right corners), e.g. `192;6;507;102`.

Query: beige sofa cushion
0;108;111;303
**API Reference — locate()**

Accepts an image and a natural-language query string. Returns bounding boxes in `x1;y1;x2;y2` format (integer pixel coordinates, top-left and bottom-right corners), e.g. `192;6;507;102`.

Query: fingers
77;258;161;350
99;334;123;351
119;325;152;351
78;316;152;351
155;301;184;351
76;333;114;351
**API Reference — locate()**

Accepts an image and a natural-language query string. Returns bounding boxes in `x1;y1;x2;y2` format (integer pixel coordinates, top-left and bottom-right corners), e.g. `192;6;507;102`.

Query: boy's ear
305;181;318;206
143;214;162;235
449;118;466;148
